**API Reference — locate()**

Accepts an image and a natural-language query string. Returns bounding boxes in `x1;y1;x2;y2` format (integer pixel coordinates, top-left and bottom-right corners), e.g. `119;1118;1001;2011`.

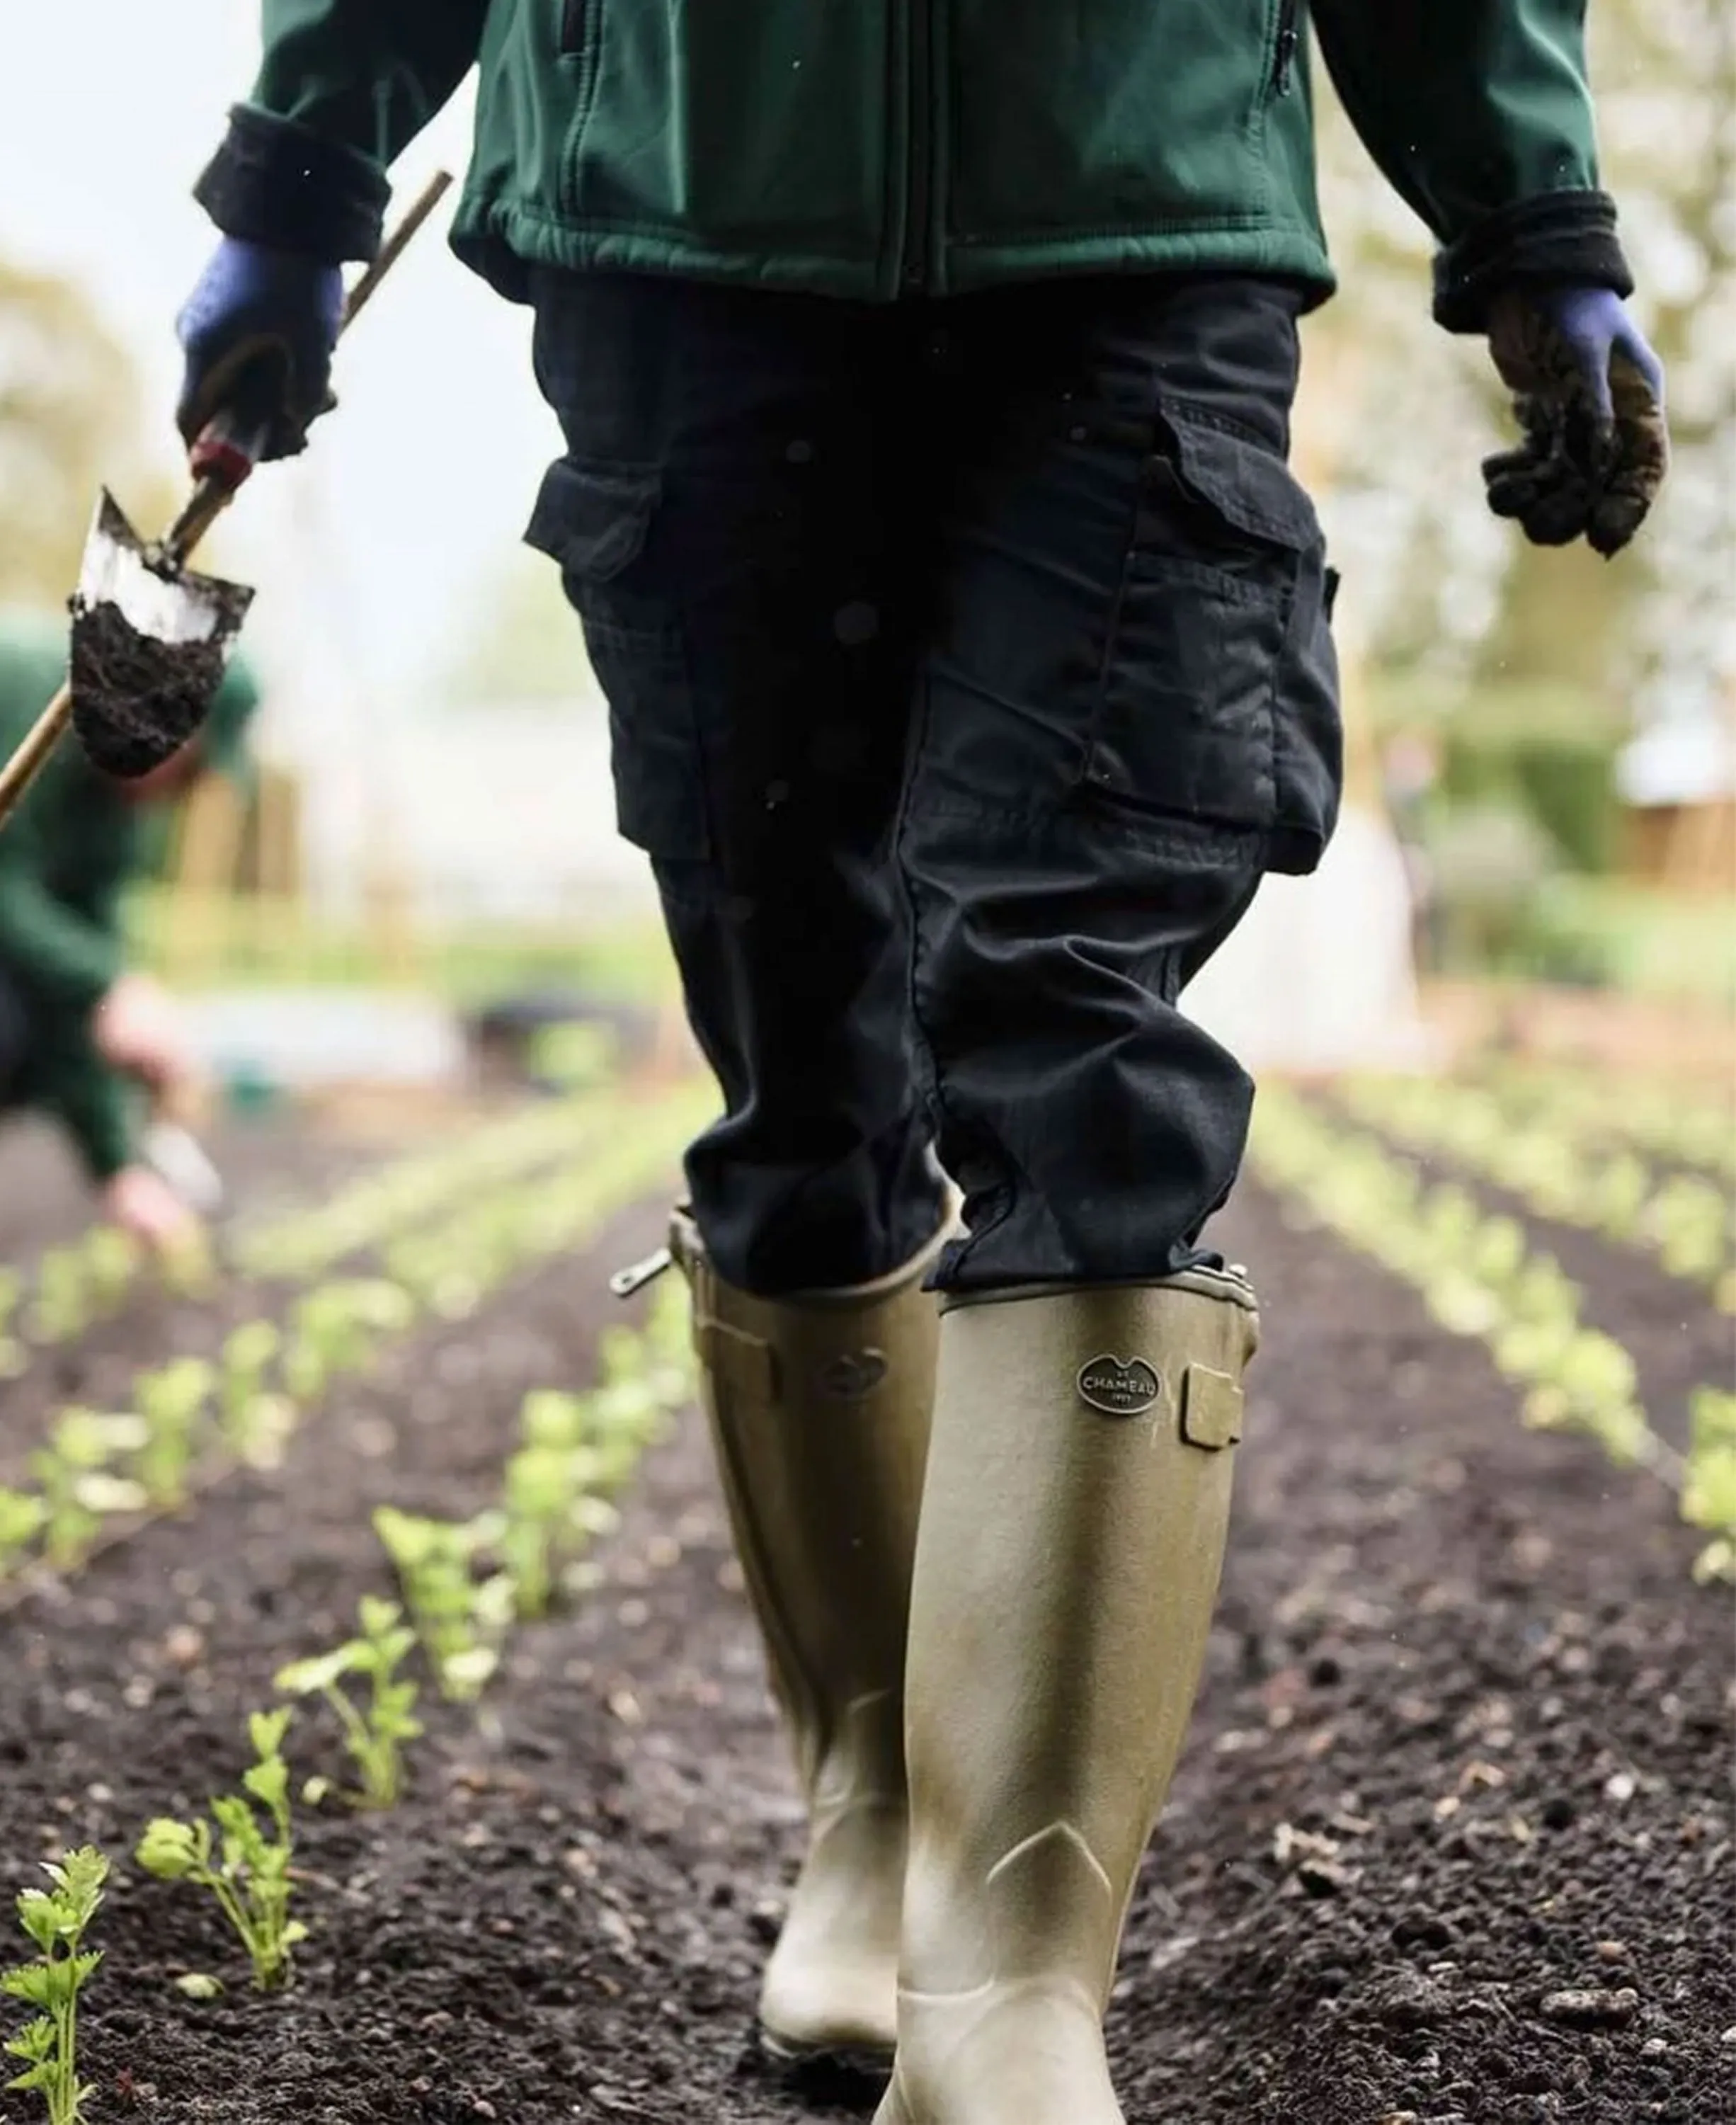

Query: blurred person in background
174;6;1667;2117
0;620;258;1253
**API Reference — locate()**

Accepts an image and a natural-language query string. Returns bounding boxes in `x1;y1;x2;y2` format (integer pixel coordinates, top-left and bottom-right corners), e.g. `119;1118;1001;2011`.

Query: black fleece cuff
1434;190;1633;334
193;105;390;265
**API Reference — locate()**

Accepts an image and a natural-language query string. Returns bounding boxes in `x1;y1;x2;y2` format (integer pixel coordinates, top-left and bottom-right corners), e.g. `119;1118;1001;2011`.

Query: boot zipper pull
610;1245;673;1299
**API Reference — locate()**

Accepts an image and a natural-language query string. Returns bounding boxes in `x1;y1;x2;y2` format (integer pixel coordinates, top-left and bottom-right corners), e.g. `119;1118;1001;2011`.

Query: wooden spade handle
0;682;72;830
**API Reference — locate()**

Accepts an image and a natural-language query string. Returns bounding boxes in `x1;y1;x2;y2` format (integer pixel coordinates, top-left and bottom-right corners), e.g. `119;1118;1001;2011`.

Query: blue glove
1482;286;1667;557
175;237;344;465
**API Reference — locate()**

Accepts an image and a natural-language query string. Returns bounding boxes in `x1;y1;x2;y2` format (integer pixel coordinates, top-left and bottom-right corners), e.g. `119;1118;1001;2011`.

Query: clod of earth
1538;1988;1642;2029
67;597;230;779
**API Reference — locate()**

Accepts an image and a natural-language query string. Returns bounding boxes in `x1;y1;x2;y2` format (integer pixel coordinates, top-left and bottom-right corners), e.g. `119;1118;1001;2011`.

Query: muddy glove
176;237;343;467
1482;287;1667;557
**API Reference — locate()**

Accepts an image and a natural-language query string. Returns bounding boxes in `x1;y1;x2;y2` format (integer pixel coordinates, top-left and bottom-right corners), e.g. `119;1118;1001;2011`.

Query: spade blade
67;489;255;779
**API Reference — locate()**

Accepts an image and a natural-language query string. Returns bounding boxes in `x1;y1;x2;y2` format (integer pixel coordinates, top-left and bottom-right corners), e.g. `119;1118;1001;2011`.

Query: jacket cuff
193;105;389;264
1434;190;1633;334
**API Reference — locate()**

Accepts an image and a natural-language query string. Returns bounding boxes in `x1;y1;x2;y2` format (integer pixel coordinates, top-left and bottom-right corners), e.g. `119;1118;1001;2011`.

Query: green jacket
201;2;1628;328
0;622;258;1180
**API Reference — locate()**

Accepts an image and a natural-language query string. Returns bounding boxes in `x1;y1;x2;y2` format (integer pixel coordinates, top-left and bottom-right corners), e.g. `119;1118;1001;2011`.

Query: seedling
27;1250;88;1346
285;1280;414;1401
1683;1388;1736;1583
0;1270;26;1378
135;1710;307;1990
1690;1387;1736;1457
28;1411;150;1573
80;1227;137;1315
132;1358;217;1509
157;1219;217;1299
219;1321;296;1467
275;1597;424;1808
1;1846;108;2125
1683;1445;1736;1540
499;1437;617;1622
0;1490;47;1582
374;1507;512;1700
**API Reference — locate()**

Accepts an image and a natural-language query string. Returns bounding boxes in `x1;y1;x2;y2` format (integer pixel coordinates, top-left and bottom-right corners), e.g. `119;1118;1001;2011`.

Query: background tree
0;258;174;613
1300;0;1732;716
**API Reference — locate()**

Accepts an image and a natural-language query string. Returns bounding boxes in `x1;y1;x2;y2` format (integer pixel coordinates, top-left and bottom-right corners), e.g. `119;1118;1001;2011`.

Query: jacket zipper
901;0;933;292
1271;0;1300;97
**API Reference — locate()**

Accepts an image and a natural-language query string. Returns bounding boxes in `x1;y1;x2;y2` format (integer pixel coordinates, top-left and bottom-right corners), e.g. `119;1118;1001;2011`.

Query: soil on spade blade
0;1170;1728;2124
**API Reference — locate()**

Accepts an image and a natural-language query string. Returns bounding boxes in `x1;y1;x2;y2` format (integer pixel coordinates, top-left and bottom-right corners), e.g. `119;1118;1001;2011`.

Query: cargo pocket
525;455;710;860
1080;411;1330;855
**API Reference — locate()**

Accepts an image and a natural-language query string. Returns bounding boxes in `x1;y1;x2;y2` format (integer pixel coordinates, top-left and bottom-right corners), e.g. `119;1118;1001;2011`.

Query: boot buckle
610;1245;673;1298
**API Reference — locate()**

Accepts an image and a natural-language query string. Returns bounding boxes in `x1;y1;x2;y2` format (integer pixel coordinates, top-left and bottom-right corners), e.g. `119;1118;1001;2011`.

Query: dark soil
70;548;251;778
0;1132;1729;2124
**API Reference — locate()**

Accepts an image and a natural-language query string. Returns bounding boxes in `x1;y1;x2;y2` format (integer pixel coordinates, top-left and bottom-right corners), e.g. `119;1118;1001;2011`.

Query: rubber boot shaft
673;1209;947;2061
877;1268;1258;2125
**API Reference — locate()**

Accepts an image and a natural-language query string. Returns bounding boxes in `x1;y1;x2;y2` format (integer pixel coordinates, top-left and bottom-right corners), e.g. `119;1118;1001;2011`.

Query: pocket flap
524;457;661;581
1168;416;1319;552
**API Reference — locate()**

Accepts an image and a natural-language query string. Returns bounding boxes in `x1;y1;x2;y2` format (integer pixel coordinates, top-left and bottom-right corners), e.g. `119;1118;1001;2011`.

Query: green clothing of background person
0;619;259;1252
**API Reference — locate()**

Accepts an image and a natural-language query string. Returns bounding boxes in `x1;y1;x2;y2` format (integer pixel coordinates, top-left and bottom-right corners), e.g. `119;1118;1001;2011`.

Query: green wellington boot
876;1268;1259;2125
670;1208;948;2065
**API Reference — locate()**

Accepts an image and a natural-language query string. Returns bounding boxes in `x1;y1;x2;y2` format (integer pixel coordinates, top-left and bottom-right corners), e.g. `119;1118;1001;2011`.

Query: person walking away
173;6;1667;2114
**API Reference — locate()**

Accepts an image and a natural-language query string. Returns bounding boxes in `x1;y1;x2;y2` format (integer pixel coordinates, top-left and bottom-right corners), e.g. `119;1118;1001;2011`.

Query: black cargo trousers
525;270;1342;1298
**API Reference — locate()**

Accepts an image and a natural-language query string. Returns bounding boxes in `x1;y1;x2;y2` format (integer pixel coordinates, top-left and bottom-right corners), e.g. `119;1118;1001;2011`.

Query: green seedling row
233;1074;620;1282
0;1063;624;1389
1342;1073;1736;1310
1249;1087;1734;1585
5;1092;706;2088
0;1222;213;1390
1483;1059;1736;1187
0;1083;716;1605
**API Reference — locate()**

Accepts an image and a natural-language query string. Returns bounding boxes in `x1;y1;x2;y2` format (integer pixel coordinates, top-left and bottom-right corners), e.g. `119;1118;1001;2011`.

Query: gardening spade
0;169;454;833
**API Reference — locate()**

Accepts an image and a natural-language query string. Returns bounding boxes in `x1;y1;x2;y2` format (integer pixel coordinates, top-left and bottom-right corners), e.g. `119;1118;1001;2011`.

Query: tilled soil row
0;1175;1728;2124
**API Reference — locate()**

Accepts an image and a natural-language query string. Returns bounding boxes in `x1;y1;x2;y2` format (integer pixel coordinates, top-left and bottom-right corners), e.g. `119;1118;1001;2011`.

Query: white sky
0;4;561;721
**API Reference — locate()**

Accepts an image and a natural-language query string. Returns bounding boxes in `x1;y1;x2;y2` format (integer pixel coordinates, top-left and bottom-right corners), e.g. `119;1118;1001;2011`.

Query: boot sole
760;2027;895;2080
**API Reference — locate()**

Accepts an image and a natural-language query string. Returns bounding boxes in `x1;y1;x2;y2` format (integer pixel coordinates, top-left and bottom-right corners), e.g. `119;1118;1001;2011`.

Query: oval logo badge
819;1348;889;1401
1077;1355;1161;1418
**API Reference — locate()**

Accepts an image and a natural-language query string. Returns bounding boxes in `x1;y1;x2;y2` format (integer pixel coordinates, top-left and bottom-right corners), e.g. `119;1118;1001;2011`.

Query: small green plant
219;1321;280;1433
28;1412;149;1574
498;1409;619;1622
0;1490;47;1582
1;1847;108;2125
284;1280;415;1401
275;1597;424;1808
135;1710;306;1990
0;1270;25;1379
132;1359;217;1509
27;1250;88;1346
156;1221;217;1299
217;1321;297;1469
1684;1386;1736;1584
79;1228;137;1315
373;1508;513;1700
